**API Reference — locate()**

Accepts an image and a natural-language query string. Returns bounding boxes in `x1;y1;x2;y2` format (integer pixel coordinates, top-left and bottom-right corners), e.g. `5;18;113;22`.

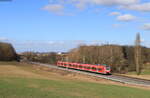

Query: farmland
0;62;150;98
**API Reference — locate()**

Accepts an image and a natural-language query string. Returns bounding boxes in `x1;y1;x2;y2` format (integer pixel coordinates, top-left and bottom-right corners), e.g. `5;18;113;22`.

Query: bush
0;42;19;61
22;52;57;64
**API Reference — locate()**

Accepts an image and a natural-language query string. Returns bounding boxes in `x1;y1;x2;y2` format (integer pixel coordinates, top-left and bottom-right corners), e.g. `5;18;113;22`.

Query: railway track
30;62;150;87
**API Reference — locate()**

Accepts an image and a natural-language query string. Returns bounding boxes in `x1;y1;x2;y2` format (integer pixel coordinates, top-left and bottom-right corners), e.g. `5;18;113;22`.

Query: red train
57;61;111;74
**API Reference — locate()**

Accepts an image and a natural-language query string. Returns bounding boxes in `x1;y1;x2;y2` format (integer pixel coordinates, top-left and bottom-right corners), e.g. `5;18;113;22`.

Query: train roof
58;61;110;67
96;64;110;66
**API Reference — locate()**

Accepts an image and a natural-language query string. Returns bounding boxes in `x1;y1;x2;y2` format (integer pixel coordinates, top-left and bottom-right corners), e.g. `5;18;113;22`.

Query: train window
87;67;90;69
106;66;110;70
92;67;96;70
76;65;78;67
98;68;102;71
75;65;77;67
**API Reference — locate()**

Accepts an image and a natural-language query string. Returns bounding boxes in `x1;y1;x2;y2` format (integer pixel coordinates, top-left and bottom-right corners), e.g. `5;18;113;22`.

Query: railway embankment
31;62;150;87
0;61;150;98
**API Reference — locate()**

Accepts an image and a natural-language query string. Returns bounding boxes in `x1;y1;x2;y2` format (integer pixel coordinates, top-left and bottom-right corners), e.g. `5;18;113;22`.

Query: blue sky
0;0;150;52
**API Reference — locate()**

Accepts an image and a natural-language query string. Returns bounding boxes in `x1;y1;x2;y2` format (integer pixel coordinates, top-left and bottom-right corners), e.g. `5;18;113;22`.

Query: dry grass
0;62;150;90
0;62;150;98
121;74;150;80
33;65;150;90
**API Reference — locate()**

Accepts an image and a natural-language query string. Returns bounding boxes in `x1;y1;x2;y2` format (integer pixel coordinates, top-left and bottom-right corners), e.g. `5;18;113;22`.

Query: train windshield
106;66;110;70
102;64;110;70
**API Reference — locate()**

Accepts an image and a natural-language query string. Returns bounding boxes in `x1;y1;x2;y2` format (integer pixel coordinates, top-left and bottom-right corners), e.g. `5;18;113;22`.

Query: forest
22;44;150;73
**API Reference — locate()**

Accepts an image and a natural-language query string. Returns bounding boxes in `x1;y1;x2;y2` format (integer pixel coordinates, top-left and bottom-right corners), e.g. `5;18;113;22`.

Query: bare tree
135;33;142;75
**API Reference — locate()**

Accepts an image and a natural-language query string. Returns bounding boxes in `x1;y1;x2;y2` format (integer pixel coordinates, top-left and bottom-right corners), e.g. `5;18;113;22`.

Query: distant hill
0;42;19;61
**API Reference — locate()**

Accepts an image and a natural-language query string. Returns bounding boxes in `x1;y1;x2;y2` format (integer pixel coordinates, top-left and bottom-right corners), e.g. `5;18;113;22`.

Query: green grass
0;77;150;98
141;69;150;75
127;64;150;75
127;69;150;75
141;64;150;75
0;62;150;98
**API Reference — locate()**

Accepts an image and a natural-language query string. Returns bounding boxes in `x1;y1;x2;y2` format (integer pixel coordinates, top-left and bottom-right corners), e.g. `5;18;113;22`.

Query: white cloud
0;37;8;41
13;40;87;52
13;40;109;52
47;41;55;44
117;14;136;22
112;24;121;28
71;0;139;6
42;4;64;15
121;3;150;12
43;0;139;15
88;0;139;6
109;12;121;16
142;23;150;30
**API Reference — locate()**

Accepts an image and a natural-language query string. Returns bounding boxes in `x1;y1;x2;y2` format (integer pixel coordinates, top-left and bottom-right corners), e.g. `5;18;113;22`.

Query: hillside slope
0;62;150;98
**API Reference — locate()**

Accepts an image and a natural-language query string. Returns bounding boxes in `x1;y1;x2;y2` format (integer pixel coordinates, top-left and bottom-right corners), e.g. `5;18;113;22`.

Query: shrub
0;42;19;61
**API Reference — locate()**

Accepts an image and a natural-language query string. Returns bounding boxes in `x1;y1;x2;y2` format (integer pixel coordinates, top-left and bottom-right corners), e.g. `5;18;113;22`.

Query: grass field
0;62;150;98
127;69;150;75
124;64;150;80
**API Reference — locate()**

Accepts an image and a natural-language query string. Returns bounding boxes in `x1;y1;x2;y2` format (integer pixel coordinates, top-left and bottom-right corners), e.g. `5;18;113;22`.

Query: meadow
0;62;150;98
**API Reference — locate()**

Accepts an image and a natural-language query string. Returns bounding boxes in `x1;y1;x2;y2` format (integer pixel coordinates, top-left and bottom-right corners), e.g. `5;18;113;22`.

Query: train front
104;64;111;74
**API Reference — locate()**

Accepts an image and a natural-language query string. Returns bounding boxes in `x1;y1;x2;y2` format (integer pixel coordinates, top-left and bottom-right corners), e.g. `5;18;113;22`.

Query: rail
30;62;150;87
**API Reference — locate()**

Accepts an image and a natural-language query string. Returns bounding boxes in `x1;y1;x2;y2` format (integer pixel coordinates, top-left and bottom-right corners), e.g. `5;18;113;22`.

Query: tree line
21;52;57;64
67;45;150;73
21;44;150;73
